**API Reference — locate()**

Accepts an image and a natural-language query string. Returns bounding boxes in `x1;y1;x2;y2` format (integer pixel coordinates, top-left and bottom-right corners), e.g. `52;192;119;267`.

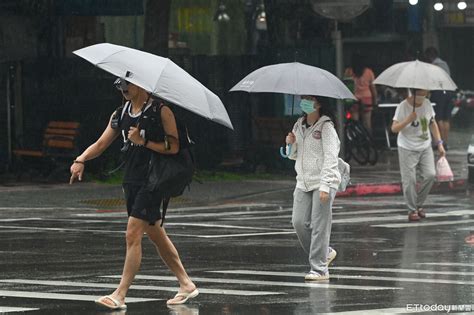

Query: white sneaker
305;272;329;281
327;248;337;266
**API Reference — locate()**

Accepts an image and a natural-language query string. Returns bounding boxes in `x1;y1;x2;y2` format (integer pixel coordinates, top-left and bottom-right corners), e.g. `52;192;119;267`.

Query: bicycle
344;108;378;165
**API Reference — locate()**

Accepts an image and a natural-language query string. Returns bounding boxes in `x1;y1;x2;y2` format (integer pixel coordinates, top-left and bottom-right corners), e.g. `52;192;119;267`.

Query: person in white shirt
392;89;446;222
285;95;341;281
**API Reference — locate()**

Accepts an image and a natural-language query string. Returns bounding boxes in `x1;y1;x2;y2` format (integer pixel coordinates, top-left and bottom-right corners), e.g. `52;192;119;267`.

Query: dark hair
424;47;439;62
352;53;367;78
316;96;336;126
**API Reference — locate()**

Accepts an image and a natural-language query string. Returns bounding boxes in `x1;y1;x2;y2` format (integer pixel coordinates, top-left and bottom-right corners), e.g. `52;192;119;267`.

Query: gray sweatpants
398;146;436;212
292;187;336;275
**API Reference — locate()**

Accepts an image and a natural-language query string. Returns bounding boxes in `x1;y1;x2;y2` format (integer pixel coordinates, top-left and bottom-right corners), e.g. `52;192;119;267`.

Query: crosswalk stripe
0;224;291;239
73;208;292;219
415;262;474;267
103;275;399;291
0;306;39;313
0;218;43;222
208;270;474;286
168;223;292;231
230;208;474;223
372;218;474;228
0;207;97;211
321;307;424;314
170;231;296;238
0;290;157;303
11;219;292;233
169;203;279;211
331;266;474;276
334;209;473;224
0;279;282;296
0;225;124;234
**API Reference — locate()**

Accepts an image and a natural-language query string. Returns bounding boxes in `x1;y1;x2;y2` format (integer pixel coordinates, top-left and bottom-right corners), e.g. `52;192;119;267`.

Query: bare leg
146;222;196;303
362;110;372;135
98;216;146;307
351;106;360;121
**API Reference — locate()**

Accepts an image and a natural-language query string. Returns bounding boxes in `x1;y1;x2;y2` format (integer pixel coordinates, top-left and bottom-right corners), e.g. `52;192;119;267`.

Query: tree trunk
144;0;171;57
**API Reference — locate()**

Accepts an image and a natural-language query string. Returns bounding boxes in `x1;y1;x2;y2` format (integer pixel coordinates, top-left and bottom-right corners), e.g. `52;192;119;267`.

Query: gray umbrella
230;62;355;158
230;62;356;100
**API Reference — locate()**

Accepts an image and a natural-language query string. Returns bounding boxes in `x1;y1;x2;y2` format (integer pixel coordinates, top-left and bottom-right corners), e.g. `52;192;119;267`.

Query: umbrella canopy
373;60;457;91
73;43;233;130
230;62;356;100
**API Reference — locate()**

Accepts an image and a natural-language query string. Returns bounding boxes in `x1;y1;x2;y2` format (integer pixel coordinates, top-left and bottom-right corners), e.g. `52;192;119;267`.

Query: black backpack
145;101;195;226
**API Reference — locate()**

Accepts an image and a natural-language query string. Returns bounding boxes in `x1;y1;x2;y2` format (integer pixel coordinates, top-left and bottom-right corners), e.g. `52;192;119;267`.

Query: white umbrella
73;43;233;130
229;62;356;100
373;59;457;91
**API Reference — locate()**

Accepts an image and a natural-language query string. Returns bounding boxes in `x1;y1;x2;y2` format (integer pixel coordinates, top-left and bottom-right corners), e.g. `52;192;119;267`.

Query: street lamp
310;0;370;158
434;2;444;11
409;0;418;5
214;1;230;22
255;2;267;31
458;1;467;10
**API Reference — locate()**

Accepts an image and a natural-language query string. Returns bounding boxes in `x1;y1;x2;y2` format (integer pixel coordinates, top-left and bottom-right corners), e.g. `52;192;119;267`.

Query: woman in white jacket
285;95;341;281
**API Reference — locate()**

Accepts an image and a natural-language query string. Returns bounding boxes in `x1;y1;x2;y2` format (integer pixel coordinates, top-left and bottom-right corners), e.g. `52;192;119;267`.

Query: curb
337;179;467;197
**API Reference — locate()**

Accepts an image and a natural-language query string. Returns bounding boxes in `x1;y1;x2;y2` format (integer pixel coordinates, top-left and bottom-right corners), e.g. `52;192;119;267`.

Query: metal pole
332;21;345;158
6;68;12;170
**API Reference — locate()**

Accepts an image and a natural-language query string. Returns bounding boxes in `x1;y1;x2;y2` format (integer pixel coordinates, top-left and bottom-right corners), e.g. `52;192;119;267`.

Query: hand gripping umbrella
230;62;355;157
74;43;233;130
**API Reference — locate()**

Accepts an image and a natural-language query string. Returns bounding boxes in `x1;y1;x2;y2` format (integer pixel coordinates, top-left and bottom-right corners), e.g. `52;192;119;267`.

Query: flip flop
166;288;199;305
95;295;127;310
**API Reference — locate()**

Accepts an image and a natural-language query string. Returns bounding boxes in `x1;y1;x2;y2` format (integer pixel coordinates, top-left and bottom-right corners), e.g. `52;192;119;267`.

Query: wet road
0;183;473;314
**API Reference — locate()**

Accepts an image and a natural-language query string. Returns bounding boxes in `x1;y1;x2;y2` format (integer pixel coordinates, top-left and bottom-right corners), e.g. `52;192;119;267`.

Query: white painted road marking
0;279;283;296
331;266;474;276
321;307;424;314
171;231;296;238
209;269;474;286
0;225;125;234
415;262;474;267
0;306;39;313
372;218;474;228
104;275;400;291
0;290;158;303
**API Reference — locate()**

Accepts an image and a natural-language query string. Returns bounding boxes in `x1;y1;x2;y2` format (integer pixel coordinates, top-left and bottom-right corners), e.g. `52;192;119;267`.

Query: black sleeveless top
120;101;166;184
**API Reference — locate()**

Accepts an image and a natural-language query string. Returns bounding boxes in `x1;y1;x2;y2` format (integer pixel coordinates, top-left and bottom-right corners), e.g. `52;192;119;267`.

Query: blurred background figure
346;53;378;134
425;47;455;150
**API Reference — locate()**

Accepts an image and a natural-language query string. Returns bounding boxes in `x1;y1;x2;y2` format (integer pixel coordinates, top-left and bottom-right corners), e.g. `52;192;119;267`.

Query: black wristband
73;160;84;164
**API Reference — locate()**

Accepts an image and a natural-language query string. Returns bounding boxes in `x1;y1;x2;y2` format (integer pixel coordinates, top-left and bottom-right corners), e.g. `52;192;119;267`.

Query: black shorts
431;91;454;121
123;183;162;225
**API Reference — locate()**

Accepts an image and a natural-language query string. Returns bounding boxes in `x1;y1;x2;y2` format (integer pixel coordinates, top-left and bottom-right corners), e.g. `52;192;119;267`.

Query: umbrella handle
279;144;292;159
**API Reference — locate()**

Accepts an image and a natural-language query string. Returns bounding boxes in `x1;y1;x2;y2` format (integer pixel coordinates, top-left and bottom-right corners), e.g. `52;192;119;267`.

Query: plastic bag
436;156;454;182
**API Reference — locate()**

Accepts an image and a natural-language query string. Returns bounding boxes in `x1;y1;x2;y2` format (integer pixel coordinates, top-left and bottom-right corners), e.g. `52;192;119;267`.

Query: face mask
300;99;316;114
415;95;425;104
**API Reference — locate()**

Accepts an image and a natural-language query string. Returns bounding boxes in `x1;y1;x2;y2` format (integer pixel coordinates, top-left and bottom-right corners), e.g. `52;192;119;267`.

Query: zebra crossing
0;195;472;313
0;261;472;313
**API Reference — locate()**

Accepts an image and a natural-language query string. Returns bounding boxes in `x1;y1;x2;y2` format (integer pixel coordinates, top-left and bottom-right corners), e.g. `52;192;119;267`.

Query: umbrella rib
95;49;128;67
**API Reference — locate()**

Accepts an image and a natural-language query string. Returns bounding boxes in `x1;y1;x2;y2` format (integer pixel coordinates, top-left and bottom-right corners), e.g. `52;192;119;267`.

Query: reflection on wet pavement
0;185;473;314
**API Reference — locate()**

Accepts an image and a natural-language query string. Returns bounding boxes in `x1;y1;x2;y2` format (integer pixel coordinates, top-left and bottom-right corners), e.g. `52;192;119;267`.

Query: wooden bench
13;121;81;178
244;117;295;171
253;117;295;147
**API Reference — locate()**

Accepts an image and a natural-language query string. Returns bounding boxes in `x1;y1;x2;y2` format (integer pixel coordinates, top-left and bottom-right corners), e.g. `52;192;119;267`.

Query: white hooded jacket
289;115;341;193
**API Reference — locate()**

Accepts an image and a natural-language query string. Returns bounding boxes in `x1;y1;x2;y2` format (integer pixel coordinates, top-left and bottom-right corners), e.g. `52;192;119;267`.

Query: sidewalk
340;128;471;197
0;130;471;201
